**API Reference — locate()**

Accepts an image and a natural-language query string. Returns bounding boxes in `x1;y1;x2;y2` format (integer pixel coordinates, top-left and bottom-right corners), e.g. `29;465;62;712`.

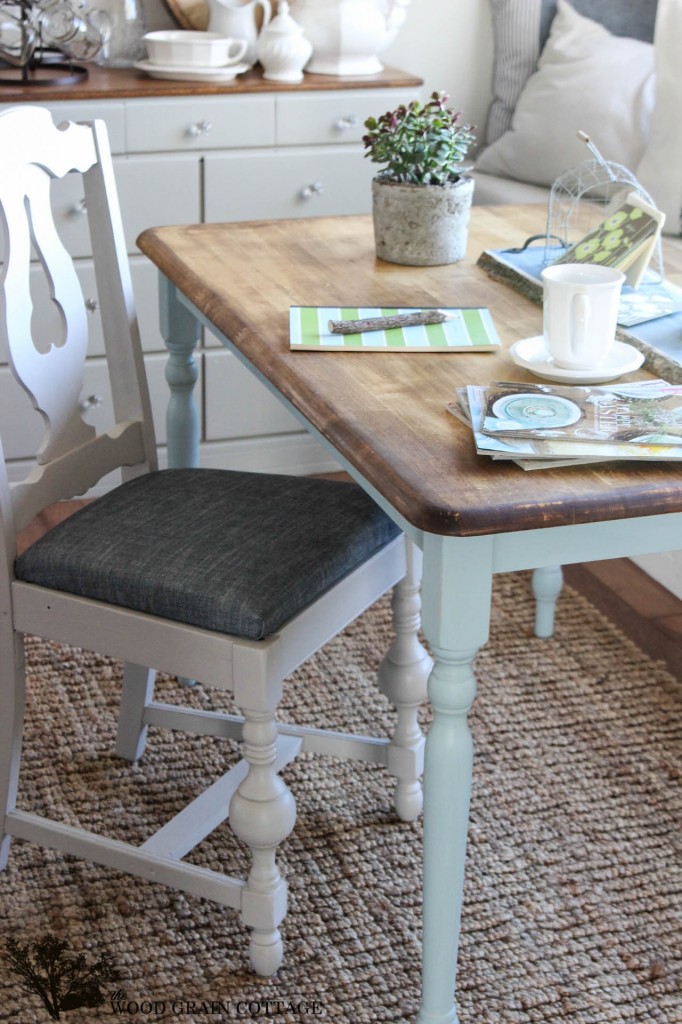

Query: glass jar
90;0;145;67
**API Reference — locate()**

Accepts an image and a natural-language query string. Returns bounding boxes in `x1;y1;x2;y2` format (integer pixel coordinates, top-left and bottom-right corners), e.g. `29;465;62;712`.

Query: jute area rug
0;572;679;1024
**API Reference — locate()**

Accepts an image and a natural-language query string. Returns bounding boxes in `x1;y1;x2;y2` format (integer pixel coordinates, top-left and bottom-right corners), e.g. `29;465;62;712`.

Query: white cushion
484;0;658;146
471;169;550;206
635;1;682;236
476;0;655;190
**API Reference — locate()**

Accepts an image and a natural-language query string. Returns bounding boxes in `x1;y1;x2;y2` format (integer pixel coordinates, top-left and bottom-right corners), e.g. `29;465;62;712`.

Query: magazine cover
455;382;682;468
474;380;682;446
448;391;598;469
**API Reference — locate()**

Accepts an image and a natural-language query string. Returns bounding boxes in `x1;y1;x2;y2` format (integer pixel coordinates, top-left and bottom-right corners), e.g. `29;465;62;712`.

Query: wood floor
17;502;682;683
564;560;682;681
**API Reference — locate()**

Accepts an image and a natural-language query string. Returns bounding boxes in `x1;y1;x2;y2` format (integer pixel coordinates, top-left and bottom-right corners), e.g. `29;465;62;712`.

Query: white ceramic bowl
143;30;248;68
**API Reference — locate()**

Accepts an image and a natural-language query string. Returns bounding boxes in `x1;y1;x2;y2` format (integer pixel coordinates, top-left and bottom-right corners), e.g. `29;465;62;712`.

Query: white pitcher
290;0;410;76
206;0;272;66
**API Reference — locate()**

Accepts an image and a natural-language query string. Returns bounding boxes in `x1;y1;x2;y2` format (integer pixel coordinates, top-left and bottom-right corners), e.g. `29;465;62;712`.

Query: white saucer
509;336;644;384
134;60;250;83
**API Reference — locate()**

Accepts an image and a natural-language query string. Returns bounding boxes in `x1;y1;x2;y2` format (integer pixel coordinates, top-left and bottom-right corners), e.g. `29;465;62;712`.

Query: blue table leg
416;534;494;1024
159;274;201;469
159;274;202;687
532;564;564;638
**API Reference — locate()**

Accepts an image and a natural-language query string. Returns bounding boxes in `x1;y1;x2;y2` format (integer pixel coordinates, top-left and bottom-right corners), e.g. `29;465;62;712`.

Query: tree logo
4;933;121;1020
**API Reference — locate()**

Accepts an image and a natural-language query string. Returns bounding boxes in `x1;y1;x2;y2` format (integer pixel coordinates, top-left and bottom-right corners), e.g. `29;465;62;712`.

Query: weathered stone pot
371;174;475;266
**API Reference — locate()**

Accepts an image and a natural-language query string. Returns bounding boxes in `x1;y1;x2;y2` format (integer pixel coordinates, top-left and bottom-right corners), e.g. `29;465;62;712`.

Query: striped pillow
486;0;546;146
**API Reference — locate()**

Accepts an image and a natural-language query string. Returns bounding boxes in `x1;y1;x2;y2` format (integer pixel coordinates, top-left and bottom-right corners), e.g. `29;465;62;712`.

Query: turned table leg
532;565;563;638
416;535;494;1024
159;275;201;469
379;539;432;822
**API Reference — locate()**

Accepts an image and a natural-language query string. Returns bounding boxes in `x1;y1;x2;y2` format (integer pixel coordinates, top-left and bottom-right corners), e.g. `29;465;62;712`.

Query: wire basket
544;133;664;282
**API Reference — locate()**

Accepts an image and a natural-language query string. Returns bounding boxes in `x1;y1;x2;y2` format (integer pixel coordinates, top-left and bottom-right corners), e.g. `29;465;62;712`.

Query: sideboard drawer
204;349;301;440
73;353;203;448
275;89;419;146
39;100;126;153
0;360;110;460
47;170;98;260
0;257;163;366
115;154;201;252
74;257;165;357
48;153;199;258
126;95;276;152
0;351;202;460
205;146;374;221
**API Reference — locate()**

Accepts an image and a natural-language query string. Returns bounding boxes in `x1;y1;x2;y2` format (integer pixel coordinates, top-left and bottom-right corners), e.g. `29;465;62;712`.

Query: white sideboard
0;66;422;486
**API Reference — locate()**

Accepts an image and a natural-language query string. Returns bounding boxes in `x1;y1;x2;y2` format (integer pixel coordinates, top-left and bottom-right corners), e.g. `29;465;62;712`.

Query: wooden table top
137;207;682;538
0;63;421;102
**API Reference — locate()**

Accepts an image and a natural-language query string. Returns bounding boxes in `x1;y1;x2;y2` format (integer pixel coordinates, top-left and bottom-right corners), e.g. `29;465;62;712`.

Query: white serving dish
134;59;249;83
142;30;247;68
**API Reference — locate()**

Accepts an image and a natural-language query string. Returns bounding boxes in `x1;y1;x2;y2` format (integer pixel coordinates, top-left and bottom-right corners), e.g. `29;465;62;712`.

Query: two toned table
138;208;682;1023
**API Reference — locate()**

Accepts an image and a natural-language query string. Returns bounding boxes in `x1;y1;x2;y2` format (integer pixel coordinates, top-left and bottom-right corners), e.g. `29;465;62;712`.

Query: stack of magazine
449;379;682;470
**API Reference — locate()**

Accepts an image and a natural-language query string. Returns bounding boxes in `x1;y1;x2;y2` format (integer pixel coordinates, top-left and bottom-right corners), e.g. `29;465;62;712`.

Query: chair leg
116;663;157;762
379;540;432;822
532;565;564;638
229;705;297;976
0;634;26;870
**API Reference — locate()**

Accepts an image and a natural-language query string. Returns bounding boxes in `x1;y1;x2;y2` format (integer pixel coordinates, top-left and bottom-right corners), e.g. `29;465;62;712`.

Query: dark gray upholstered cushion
15;470;401;640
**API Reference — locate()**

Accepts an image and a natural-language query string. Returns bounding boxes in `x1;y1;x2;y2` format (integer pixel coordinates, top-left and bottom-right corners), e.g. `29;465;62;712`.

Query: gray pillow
486;0;658;145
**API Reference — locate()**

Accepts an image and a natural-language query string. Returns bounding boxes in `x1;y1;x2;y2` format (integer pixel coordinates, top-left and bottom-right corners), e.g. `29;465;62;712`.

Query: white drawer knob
71;197;88;215
335;114;359;131
187;120;212;138
300;182;324;199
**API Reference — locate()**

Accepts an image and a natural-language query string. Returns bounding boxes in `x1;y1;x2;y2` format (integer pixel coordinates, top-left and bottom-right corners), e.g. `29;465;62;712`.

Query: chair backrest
0;106;157;542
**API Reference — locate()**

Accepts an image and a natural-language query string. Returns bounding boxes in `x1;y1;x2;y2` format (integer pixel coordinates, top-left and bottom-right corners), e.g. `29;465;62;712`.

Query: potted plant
363;91;476;266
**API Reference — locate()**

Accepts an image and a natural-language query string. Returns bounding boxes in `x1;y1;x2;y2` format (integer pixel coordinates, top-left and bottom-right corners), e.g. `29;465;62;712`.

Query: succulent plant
362;91;476;187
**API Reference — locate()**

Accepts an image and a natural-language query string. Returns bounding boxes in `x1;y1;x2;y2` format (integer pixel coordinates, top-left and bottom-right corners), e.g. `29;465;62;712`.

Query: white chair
0;106;431;975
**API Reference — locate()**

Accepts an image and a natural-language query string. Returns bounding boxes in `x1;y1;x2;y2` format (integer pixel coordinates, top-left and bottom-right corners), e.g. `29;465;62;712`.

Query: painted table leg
379;540;432;822
158;273;202;687
416;535;494;1024
532;564;564;638
158;274;201;469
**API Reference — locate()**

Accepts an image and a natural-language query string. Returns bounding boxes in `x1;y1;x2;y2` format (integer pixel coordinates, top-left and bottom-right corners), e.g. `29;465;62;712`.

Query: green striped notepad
289;307;501;352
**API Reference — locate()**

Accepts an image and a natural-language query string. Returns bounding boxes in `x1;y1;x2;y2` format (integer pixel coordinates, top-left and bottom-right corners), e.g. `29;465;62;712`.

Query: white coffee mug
541;263;625;371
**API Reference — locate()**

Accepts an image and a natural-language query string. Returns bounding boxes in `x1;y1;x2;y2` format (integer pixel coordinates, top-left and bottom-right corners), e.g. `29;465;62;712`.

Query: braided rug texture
0;572;679;1023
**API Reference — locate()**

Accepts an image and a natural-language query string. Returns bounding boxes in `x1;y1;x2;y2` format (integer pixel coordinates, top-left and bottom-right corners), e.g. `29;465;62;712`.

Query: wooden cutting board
163;0;209;31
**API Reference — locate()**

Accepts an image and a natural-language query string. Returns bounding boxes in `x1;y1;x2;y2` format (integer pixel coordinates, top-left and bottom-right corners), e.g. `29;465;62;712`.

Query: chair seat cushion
15;469;401;640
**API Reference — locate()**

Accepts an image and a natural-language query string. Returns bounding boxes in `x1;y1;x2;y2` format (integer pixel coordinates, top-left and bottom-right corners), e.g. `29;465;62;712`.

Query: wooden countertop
137;207;682;538
0;63;423;102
